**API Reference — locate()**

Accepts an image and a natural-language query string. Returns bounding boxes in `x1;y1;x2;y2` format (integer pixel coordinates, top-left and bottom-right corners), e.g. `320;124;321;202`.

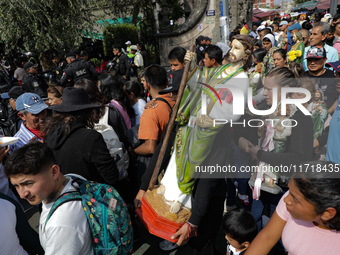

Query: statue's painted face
229;39;245;63
293;32;297;42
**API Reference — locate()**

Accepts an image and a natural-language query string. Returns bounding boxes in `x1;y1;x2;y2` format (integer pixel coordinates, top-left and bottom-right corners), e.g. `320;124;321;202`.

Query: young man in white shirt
5;142;93;255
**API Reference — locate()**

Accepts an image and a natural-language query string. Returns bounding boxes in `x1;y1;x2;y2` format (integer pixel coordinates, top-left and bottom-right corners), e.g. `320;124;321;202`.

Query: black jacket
50;61;67;82
44;121;119;187
113;53;130;78
21;73;48;98
60;59;99;86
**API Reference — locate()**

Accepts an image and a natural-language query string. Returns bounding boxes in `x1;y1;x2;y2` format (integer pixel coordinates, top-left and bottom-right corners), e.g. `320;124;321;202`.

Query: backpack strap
156;97;172;109
46;191;82;224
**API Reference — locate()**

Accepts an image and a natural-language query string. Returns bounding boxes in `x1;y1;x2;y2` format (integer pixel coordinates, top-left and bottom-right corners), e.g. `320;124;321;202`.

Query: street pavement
26;206;227;255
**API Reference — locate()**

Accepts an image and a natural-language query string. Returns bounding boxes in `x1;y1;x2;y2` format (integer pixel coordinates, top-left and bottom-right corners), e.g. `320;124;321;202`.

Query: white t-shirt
133;98;146;125
0;198;28;255
39;178;94;255
14;67;26;81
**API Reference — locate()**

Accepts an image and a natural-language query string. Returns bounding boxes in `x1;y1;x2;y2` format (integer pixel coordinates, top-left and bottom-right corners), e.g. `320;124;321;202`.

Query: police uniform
60;59;98;86
21;73;48;98
112;53;130;84
51;61;67;82
196;44;206;65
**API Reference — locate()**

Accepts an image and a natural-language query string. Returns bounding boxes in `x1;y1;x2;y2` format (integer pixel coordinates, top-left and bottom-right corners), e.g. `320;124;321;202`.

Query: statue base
135;189;191;243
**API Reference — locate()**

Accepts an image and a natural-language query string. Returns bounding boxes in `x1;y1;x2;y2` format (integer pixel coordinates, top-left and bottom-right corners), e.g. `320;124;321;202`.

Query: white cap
257;25;266;31
324;13;332;19
125;41;131;45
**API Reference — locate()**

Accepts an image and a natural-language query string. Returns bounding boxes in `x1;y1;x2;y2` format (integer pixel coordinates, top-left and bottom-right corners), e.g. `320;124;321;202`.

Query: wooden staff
148;45;195;190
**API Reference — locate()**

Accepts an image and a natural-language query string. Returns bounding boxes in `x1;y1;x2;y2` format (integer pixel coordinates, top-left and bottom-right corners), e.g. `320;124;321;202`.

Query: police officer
24;52;38;65
60;51;99;86
112;45;130;84
80;50;95;68
50;53;67;83
21;62;48;98
195;35;206;65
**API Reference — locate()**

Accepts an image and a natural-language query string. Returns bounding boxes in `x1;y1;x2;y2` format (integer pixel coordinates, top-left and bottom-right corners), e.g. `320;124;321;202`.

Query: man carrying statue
135;35;253;254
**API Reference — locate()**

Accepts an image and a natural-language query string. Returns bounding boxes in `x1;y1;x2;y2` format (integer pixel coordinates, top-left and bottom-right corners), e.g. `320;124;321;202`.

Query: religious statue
288;31;304;64
155;35;252;215
138;35;253;246
309;90;329;140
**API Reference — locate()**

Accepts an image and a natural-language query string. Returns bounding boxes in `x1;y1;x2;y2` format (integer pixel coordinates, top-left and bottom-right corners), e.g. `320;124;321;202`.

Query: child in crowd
222;208;257;255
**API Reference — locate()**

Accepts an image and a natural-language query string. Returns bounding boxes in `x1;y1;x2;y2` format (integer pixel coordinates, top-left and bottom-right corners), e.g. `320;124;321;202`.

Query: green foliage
90;58;101;67
0;0;134;53
165;0;185;22
103;24;139;57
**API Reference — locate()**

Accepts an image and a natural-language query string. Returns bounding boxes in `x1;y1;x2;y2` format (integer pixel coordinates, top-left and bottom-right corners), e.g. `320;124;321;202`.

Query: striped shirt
9;123;42;154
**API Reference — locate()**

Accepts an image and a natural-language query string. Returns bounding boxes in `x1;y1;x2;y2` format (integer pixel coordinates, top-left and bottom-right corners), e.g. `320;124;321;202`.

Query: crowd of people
0;11;340;255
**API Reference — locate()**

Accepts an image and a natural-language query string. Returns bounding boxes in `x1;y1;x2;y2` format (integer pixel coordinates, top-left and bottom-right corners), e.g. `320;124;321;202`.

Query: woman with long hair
98;74;135;129
42;87;119;187
75;78;130;149
237;67;313;232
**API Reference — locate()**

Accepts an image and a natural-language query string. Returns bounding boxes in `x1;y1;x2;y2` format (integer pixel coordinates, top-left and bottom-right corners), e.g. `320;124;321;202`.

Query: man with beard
9;93;48;153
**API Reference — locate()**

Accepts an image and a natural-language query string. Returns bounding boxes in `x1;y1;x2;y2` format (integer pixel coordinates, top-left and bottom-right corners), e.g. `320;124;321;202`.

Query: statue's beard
228;53;244;63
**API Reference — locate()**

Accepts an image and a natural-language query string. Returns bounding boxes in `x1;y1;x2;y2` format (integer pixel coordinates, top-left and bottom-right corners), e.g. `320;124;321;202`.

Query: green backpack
46;176;133;255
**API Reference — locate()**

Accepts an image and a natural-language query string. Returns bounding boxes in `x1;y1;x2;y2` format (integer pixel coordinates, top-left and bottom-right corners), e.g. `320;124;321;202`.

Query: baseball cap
326;61;340;72
65;51;76;58
159;69;184;95
130;45;138;51
257;25;266;31
23;62;38;71
288;23;301;31
1;86;26;99
306;46;327;59
279;20;288;26
79;50;89;57
16;93;48;114
125;41;131;45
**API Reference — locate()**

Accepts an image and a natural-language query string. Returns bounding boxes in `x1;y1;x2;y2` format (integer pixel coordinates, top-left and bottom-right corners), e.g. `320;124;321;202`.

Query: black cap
159;69;184;95
205;36;212;41
51;52;59;59
79;50;89;57
23;62;38;71
1;86;26;99
65;51;76;58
